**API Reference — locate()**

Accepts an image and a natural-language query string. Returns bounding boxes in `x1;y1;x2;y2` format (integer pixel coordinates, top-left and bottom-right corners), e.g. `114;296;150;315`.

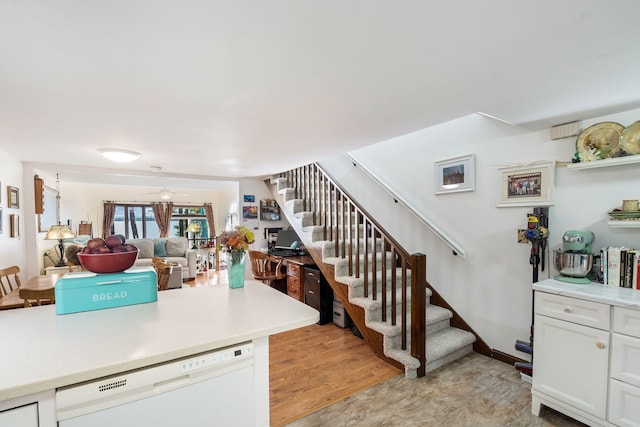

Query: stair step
424;328;476;373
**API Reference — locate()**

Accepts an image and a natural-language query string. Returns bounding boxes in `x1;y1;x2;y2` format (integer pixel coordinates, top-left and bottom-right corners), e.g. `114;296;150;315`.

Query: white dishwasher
56;342;255;427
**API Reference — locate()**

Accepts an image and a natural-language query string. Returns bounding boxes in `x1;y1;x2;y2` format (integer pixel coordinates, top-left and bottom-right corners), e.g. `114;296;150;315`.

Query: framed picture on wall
435;154;476;194
243;194;255;203
10;214;19;237
8;186;19;208
497;161;555;207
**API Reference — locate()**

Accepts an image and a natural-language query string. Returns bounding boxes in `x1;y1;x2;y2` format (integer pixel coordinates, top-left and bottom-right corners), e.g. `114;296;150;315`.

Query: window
112;205;209;244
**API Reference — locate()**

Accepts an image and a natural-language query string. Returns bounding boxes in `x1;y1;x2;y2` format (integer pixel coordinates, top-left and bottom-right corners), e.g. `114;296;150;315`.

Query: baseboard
490;348;528;366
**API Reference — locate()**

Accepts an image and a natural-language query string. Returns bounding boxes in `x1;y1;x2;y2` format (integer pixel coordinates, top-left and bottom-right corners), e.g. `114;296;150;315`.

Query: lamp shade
45;225;76;240
187;222;202;233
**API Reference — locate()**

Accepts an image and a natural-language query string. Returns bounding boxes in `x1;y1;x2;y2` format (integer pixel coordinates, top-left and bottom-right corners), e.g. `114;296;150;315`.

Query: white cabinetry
532;292;610;423
0;390;55;427
532;284;640;427
610;307;640;427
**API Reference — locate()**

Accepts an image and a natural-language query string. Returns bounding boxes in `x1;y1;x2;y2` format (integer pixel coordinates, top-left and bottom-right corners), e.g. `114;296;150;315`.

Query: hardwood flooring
269;323;401;427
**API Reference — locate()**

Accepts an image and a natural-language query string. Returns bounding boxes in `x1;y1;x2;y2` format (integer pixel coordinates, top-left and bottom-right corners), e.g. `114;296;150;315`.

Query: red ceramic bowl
78;250;138;274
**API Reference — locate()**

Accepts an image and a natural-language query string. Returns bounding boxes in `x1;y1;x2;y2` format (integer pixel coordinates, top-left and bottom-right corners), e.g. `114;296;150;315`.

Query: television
274;229;300;249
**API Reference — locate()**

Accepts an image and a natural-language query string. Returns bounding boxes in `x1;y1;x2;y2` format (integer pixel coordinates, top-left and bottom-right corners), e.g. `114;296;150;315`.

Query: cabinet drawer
614;307;640;338
287;276;302;301
287;263;302;278
611;333;640;388
609;379;640;427
535;292;610;330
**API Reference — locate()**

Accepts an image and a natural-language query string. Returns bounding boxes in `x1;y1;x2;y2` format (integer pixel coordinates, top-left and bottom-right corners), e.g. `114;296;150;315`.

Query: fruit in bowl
78;235;138;273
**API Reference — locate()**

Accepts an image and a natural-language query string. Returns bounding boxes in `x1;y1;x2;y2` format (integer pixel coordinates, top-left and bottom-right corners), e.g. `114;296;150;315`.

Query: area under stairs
269;172;476;379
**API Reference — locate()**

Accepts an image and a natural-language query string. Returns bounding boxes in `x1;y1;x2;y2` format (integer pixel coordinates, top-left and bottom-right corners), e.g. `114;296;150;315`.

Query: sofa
127;237;197;282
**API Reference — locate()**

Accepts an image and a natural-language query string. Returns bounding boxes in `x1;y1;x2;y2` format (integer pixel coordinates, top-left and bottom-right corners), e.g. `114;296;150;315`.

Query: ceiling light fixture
159;189;172;200
98;148;141;163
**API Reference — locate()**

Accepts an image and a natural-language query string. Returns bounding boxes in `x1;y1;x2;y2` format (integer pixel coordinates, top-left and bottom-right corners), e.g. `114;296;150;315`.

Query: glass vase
227;251;246;289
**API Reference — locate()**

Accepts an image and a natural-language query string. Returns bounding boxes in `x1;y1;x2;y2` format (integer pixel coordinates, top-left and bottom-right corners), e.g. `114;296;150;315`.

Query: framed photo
497;161;555;207
242;205;258;221
435;154;476;194
243;194;255;203
10;214;19;238
8;186;19;208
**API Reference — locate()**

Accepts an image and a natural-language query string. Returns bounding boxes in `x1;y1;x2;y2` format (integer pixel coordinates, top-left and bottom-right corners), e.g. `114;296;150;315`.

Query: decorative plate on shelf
620;120;640;155
608;208;640;220
576;121;624;160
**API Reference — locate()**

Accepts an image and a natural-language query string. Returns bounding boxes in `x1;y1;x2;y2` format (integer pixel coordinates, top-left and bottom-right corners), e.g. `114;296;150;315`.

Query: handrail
345;153;467;259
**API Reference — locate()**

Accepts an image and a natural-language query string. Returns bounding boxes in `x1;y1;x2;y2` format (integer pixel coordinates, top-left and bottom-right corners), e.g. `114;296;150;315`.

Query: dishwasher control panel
180;342;253;373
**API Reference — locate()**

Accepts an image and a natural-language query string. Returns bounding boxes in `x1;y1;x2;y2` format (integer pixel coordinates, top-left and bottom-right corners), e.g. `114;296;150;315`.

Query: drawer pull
308;290;315;294
563;306;573;313
596;341;605;349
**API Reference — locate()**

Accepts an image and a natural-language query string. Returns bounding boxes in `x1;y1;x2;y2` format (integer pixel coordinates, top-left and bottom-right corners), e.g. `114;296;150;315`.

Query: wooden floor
269;323;401;427
184;272;402;427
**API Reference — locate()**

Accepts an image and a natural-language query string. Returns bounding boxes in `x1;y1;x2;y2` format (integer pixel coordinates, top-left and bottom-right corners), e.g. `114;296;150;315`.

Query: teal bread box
55;267;158;315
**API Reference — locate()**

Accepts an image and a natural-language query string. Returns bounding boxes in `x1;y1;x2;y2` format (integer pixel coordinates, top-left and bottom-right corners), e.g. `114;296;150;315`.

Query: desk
266;254;315;301
20;274;58;307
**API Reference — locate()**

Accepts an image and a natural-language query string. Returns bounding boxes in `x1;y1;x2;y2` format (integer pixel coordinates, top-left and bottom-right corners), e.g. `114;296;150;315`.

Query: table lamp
45;224;76;267
187;222;202;249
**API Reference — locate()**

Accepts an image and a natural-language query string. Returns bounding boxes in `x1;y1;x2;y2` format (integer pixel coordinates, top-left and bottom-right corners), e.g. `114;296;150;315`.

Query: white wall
321;108;640;359
238;178;290;251
0;148;26;271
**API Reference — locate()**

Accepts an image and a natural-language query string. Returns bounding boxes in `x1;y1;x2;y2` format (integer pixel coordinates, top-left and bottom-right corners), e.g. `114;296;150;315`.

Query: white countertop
0;281;319;402
534;278;640;309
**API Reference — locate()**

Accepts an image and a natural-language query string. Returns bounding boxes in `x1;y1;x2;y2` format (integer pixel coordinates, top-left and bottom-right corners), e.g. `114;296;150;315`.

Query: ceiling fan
144;188;176;200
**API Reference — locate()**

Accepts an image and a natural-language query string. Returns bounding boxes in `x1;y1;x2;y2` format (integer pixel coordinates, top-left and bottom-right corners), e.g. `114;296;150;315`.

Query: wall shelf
608;220;640;228
567;155;640;170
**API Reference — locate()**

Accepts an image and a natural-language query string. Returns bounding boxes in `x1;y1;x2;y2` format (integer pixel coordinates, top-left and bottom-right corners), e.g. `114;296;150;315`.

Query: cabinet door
609;379;640;427
533;314;609;418
0;403;38;427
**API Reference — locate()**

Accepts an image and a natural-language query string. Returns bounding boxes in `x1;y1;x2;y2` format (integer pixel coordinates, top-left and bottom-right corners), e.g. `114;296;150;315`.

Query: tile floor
287;352;587;427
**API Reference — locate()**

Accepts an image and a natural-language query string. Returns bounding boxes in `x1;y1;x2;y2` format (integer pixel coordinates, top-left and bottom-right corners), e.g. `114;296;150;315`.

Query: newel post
411;253;426;378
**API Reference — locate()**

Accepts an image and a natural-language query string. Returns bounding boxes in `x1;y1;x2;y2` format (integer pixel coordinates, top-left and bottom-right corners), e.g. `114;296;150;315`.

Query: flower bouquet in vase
217;226;255;288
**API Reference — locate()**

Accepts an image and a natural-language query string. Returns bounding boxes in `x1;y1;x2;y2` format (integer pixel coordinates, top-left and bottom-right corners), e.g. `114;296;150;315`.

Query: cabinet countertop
0;281;319;402
534;278;640;309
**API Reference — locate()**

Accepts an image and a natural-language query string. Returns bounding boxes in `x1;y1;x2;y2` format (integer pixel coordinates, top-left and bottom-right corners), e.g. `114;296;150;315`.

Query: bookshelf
260;199;280;221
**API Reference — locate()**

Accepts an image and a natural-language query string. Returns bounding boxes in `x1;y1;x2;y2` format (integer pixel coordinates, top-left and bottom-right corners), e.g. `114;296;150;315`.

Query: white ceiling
1;1;640;189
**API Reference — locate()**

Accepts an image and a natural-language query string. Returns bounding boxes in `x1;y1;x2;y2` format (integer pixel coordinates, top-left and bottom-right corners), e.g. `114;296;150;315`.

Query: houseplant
217;226;255;288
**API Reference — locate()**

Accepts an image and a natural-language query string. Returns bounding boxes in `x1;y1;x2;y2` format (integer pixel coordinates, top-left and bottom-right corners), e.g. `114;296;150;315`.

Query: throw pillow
128;239;154;259
154;240;168;257
166;237;187;257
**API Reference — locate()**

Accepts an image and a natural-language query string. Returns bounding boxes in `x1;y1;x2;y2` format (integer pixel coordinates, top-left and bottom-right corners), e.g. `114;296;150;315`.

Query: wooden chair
248;251;286;287
152;257;178;291
0;266;25;310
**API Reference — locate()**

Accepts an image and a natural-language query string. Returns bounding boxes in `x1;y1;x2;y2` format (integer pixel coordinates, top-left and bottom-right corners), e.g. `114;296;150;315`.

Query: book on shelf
601;247;640;289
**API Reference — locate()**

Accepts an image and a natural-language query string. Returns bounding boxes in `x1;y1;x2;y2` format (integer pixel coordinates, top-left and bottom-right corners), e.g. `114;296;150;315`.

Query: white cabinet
532;293;610;421
0;403;38;426
610;307;640;427
532;287;640;427
0;390;56;427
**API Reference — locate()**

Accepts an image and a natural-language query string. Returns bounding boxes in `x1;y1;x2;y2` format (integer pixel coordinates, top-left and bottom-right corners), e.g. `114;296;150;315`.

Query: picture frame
497;161;555;207
435;154;476;194
242;205;258;221
38;186;59;232
243;194;255;203
8;186;19;208
10;214;19;238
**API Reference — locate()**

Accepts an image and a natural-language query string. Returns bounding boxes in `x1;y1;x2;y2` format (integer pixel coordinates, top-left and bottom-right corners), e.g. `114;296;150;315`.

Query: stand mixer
553;230;595;284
